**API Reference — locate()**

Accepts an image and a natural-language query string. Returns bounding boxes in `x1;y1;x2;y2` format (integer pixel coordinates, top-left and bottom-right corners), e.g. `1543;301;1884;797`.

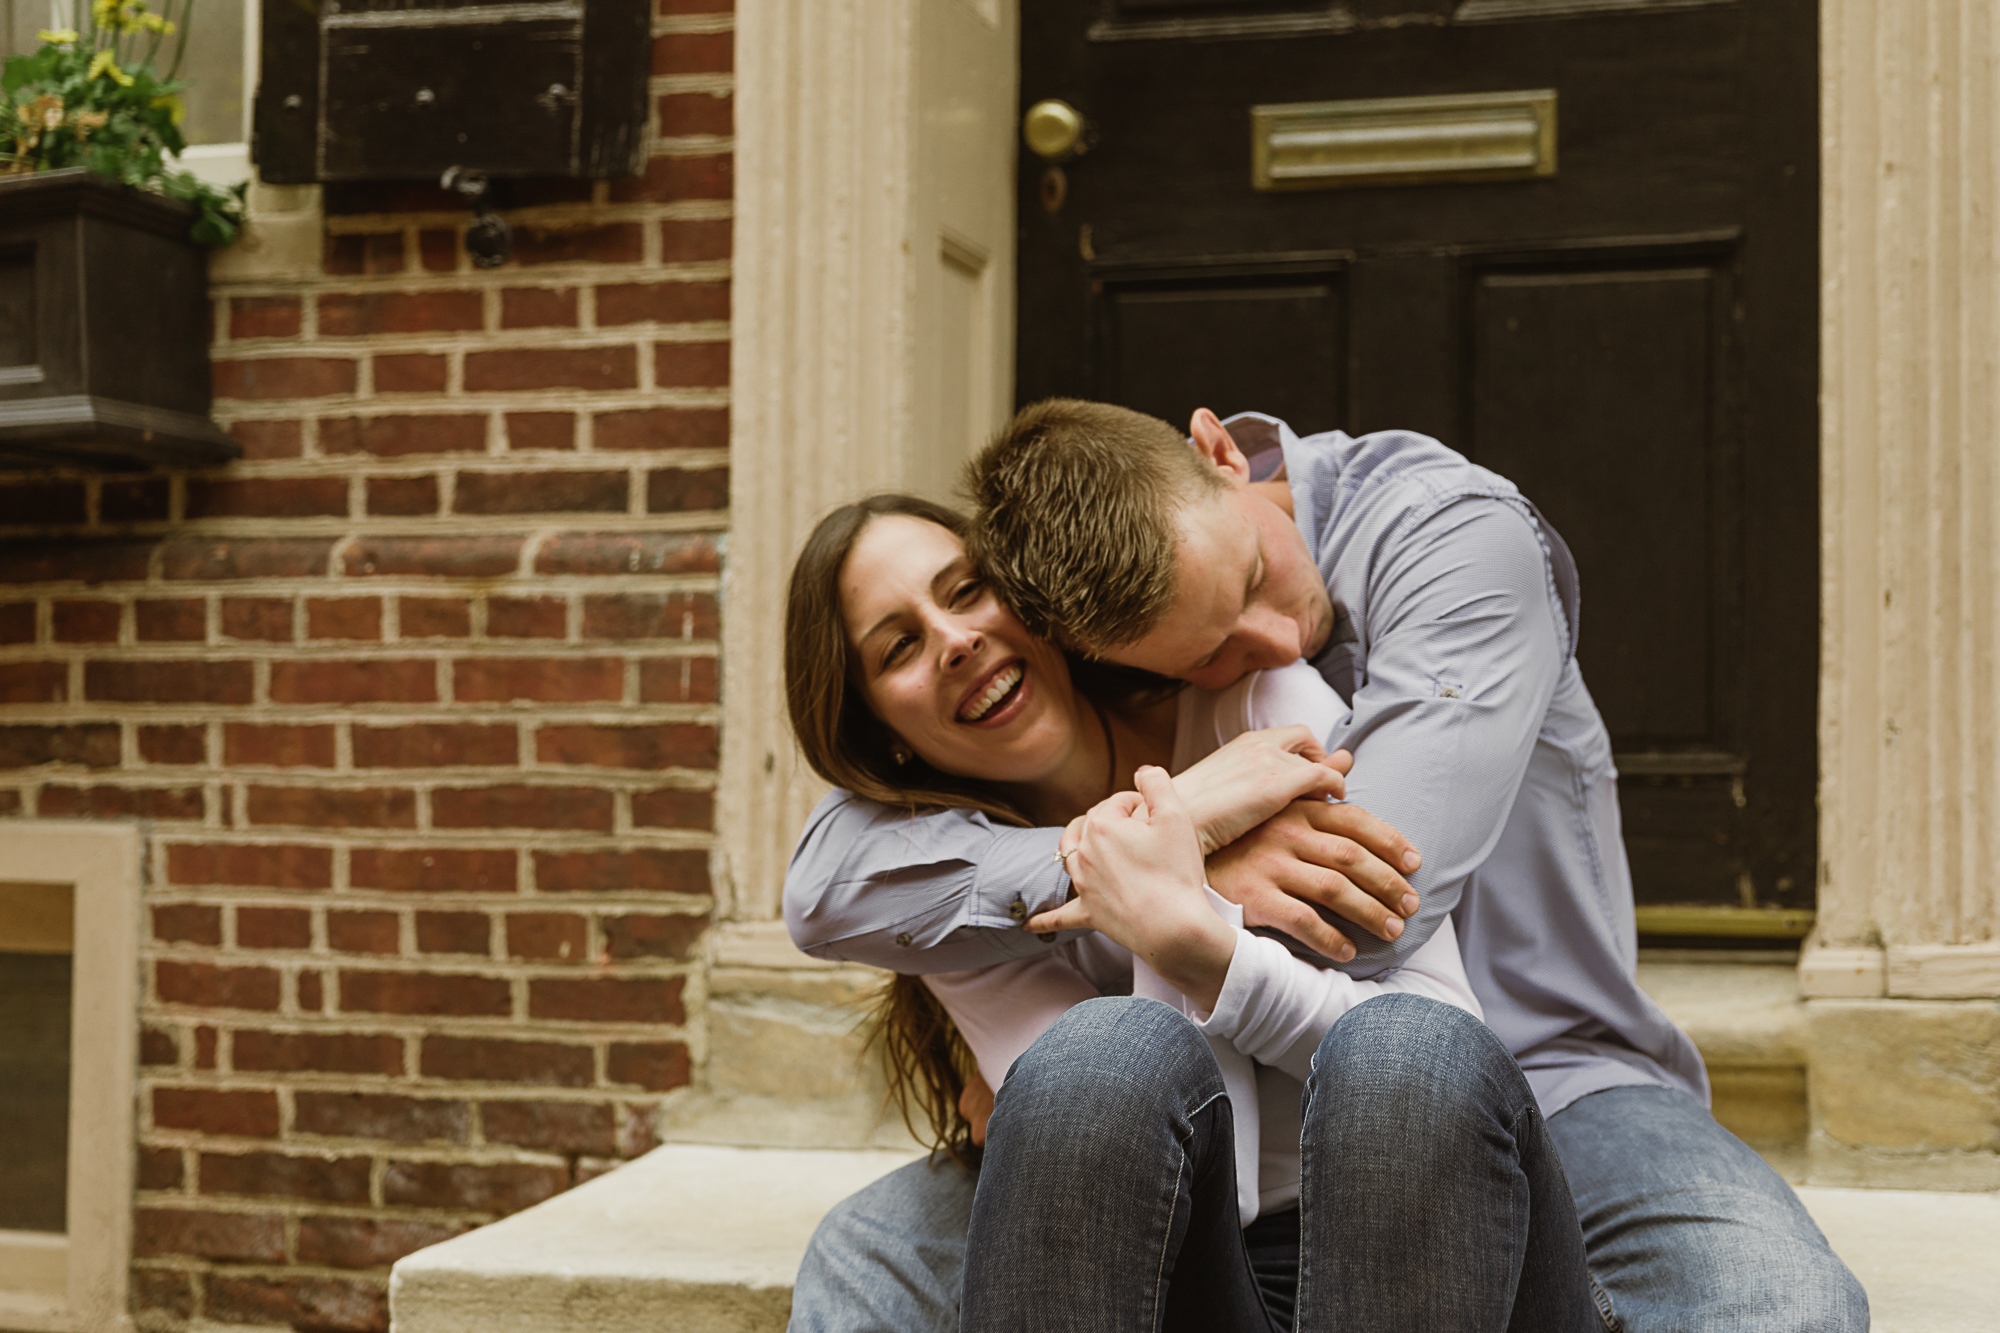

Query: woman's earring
891;744;912;766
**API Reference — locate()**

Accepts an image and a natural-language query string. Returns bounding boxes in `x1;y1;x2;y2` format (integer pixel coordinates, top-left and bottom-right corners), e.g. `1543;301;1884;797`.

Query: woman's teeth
960;664;1023;721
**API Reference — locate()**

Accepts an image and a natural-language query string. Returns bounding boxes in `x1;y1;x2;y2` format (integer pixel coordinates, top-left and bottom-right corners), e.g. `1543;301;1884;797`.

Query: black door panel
1094;264;1348;437
1018;0;1818;915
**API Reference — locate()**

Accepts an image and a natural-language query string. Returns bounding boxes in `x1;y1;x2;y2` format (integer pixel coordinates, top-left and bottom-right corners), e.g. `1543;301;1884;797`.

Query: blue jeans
789;998;1868;1333
1546;1085;1867;1331
798;994;1600;1332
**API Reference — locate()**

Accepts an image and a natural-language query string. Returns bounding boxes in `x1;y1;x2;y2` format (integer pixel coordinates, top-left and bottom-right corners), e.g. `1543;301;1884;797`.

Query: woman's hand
1026;766;1236;1011
1174;726;1351;857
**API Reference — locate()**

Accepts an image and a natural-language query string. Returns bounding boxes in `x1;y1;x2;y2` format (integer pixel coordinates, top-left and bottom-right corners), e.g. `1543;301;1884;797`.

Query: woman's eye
881;634;914;667
949;579;983;606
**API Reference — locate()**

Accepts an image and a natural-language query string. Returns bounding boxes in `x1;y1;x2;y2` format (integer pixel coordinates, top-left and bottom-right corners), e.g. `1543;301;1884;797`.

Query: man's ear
1187;408;1253;484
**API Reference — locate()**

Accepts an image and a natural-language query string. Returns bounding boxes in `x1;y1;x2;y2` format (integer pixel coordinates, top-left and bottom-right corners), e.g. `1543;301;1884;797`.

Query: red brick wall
0;3;731;1328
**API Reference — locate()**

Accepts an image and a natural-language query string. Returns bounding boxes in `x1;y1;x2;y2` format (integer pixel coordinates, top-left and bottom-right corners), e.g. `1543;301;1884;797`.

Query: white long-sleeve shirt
924;661;1482;1225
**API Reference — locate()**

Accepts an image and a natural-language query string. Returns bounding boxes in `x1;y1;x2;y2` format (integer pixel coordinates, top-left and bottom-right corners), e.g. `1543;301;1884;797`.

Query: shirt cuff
967;825;1070;930
1193;928;1257;1038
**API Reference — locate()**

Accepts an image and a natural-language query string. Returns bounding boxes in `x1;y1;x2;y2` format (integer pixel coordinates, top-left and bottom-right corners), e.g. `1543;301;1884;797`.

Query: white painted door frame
721;0;1018;921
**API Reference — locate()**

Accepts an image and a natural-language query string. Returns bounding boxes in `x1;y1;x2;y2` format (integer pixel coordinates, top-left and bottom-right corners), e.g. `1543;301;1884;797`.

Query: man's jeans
789;999;1868;1333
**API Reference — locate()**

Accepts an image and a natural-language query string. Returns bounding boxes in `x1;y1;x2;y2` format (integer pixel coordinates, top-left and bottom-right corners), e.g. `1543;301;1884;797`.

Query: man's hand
1173;726;1350;857
1205;799;1423;963
959;1072;994;1147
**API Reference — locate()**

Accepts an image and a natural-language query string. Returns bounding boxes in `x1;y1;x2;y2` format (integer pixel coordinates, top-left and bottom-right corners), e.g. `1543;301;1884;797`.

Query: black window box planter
0;168;239;472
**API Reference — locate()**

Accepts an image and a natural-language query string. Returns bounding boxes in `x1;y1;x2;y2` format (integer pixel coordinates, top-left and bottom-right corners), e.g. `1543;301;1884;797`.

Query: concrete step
389;1145;923;1333
661;923;919;1152
389;1142;2000;1333
1635;951;1809;1171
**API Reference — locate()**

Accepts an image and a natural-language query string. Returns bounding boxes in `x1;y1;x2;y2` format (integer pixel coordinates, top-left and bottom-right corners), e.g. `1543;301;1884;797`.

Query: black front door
1016;0;1819;922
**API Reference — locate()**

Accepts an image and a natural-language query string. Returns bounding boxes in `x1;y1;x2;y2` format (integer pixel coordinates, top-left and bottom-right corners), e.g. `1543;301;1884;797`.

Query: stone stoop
660;933;1823;1165
660;922;921;1152
390;942;1996;1331
387;1142;2000;1333
388;1143;925;1333
1634;951;1809;1175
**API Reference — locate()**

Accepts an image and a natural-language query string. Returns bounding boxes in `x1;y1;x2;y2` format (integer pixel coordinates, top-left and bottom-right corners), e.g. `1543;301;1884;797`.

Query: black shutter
254;0;650;183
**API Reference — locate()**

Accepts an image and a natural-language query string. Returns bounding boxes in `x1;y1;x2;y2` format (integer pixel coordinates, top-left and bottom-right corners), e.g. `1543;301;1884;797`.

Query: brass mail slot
1251;90;1557;191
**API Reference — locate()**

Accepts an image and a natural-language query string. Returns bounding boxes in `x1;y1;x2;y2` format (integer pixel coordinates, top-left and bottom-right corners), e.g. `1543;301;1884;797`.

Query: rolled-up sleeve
1320;498;1565;978
782;791;1078;973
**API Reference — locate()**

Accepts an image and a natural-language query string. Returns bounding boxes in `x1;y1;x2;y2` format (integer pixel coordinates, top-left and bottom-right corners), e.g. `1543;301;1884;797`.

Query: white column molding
1798;943;1886;1000
1818;0;2000;975
1884;944;2000;999
207;182;326;286
720;0;1017;921
0;822;141;1333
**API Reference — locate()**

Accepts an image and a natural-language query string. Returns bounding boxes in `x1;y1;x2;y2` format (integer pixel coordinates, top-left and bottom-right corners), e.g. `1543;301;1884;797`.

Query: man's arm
784;735;1417;973
1209;497;1566;978
784;791;1074;974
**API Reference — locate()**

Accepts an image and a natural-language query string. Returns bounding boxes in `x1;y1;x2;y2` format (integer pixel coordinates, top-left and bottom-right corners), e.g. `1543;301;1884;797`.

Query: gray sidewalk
1798;1184;2000;1333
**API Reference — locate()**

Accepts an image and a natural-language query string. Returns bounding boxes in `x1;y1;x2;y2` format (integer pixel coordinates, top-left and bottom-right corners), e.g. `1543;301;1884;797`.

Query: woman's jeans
959;993;1599;1333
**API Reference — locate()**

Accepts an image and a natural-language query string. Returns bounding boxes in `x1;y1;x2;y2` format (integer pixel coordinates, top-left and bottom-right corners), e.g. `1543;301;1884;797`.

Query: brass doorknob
1023;99;1086;161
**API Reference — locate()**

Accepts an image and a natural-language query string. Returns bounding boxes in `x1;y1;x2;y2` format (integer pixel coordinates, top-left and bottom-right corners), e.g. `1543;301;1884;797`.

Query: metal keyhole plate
1040;166;1067;213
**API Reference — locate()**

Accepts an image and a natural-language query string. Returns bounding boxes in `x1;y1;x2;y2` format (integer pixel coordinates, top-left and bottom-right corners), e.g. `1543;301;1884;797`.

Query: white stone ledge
1886;944;2000;998
208;184;326;287
1797;1185;2000;1333
1799;944;1886;998
385;1143;1996;1333
1801;942;2000;999
1635;957;1805;1065
389;1144;921;1333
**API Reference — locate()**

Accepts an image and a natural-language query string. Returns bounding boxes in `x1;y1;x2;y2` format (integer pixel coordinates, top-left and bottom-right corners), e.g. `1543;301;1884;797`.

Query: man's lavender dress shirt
782;414;1706;1118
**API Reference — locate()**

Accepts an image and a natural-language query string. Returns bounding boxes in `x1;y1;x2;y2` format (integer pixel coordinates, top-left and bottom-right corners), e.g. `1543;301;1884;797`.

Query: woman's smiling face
840;513;1084;787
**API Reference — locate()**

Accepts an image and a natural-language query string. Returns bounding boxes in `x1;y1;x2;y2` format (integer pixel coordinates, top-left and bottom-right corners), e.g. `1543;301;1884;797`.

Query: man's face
1102;483;1332;691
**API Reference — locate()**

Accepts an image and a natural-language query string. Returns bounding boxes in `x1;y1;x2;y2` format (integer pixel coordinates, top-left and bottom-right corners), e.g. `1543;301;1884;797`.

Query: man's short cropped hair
966;398;1225;652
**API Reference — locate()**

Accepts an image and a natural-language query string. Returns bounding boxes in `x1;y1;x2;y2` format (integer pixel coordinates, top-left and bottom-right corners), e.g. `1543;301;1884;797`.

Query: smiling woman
784;492;1194;1158
837;512;1109;827
785;494;1022;828
782;493;1011;1159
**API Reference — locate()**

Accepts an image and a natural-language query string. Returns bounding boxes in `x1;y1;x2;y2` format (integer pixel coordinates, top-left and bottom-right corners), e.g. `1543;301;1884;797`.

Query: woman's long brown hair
785;495;1004;1165
784;494;1180;1165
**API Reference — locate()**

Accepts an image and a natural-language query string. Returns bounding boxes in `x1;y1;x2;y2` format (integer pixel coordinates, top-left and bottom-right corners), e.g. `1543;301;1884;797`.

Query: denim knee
994;996;1220;1141
1547;1086;1871;1333
1310;993;1518;1128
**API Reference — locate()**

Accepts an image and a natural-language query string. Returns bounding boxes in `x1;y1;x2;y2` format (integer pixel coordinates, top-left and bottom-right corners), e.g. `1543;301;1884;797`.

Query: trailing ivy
2;0;246;247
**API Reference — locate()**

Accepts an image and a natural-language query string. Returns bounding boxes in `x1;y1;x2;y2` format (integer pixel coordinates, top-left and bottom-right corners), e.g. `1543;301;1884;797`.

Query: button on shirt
782;416;1707;1118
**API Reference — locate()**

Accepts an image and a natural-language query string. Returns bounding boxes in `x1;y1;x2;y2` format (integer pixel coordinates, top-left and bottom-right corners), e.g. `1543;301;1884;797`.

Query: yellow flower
138;13;174;32
90;0;118;27
86;50;134;87
149;93;184;125
35;27;78;43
